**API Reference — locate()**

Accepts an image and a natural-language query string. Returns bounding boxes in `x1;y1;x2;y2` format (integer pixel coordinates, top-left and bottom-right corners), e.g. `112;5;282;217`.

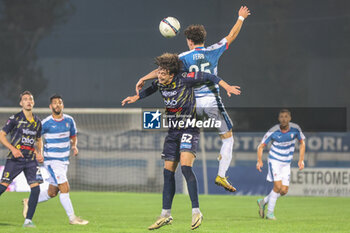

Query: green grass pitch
0;192;349;233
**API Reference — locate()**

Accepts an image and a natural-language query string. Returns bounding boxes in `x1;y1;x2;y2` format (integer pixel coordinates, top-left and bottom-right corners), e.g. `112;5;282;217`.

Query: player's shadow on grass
0;222;17;226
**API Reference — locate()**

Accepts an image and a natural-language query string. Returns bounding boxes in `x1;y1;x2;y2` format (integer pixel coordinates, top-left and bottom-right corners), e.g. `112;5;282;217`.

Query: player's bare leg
180;152;203;230
215;130;236;192
148;161;177;230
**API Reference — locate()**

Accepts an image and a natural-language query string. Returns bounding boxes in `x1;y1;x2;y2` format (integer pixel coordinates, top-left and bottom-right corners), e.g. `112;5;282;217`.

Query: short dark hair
279;109;291;116
19;91;33;101
50;94;63;103
184;24;207;45
155;53;182;75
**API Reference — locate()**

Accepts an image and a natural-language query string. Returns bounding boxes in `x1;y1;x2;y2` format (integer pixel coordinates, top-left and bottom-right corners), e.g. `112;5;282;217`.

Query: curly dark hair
184;24;207;45
155;53;182;75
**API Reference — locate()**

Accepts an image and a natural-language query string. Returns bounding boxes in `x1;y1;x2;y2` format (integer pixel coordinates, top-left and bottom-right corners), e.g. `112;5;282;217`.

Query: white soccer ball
159;17;180;38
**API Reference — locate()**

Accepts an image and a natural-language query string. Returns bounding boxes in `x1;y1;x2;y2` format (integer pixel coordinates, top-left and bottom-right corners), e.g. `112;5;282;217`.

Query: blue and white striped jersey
179;38;228;98
41;114;77;163
261;123;305;163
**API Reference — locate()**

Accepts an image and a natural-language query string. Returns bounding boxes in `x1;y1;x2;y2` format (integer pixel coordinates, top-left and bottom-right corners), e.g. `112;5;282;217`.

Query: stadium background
0;0;349;197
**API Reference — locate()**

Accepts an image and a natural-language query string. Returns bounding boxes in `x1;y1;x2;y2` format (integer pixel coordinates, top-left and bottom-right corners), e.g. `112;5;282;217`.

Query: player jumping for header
256;109;306;220
136;6;251;192
0;91;44;228
122;53;240;230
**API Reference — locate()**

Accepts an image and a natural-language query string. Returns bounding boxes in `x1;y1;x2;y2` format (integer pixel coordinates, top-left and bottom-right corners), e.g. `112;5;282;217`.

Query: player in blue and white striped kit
136;6;251;192
23;94;88;225
256;109;306;220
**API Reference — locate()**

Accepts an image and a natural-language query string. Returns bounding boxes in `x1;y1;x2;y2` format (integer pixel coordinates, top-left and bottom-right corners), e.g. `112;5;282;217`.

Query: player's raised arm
135;69;158;95
256;143;266;172
225;6;251;46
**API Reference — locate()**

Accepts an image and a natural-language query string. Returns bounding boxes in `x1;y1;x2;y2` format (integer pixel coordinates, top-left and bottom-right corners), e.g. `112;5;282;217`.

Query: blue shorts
0;159;43;185
161;128;200;162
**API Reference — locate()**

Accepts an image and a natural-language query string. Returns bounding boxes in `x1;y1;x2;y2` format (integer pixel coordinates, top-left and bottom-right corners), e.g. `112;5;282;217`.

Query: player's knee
48;190;58;198
273;185;282;193
280;188;289;196
220;130;233;140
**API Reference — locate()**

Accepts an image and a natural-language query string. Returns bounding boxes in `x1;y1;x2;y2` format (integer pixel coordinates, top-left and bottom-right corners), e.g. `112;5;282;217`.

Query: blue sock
0;184;7;196
181;166;199;208
26;186;40;220
162;169;175;210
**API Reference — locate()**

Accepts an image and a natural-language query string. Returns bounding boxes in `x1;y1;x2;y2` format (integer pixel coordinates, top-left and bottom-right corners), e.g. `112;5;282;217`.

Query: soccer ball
159;17;180;38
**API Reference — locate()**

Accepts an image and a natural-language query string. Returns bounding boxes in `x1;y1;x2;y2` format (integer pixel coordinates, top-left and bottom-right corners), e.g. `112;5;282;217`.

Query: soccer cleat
215;176;236;192
257;199;266;218
22;198;29;218
148;215;173;230
191;212;203;230
23;221;36;228
266;212;277;220
69;216;89;225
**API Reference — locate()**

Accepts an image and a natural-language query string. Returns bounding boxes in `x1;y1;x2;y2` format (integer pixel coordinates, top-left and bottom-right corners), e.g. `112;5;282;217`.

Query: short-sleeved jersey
41;114;77;162
1;111;42;160
261;122;305;163
139;71;222;129
179;38;228;98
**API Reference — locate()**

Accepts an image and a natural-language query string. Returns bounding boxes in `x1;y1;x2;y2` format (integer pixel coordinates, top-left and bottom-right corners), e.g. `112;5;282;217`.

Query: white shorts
43;160;68;186
267;159;291;186
195;96;233;134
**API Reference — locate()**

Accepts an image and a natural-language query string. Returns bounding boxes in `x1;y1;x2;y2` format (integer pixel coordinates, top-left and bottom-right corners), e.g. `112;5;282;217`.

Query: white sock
38;189;51;203
263;193;270;204
59;193;75;221
192;208;201;215
218;136;234;177
161;209;171;217
24;219;32;224
267;190;280;214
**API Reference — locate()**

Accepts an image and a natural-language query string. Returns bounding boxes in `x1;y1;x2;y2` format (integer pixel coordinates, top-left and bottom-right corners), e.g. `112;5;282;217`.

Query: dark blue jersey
2;111;42;160
139;71;221;128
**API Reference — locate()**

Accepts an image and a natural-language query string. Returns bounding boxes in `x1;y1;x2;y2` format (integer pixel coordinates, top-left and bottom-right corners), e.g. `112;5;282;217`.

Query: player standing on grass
0;91;43;228
122;53;240;230
23;94;88;225
256;109;305;220
135;6;251;192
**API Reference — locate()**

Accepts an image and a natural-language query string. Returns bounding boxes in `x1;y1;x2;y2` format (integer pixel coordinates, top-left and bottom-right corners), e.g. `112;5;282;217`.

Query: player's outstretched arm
225;6;251;46
135;69;158;95
256;143;265;172
218;80;241;97
298;140;305;170
122;95;140;106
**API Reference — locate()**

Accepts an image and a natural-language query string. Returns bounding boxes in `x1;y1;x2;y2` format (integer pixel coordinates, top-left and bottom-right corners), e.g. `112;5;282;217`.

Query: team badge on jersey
143;110;161;129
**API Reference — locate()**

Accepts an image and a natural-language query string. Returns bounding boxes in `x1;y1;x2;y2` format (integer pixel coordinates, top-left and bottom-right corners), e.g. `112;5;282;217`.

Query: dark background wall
0;0;349;128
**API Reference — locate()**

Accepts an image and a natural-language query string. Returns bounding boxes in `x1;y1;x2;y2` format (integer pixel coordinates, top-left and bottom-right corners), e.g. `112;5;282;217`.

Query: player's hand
256;160;263;172
226;86;241;97
71;146;79;156
122;95;140;106
36;152;44;163
298;160;305;170
239;6;251;19
11;148;24;158
135;79;145;95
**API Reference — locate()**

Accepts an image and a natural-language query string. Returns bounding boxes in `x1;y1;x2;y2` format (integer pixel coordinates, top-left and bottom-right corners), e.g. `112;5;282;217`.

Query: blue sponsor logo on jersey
143;110;161;129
